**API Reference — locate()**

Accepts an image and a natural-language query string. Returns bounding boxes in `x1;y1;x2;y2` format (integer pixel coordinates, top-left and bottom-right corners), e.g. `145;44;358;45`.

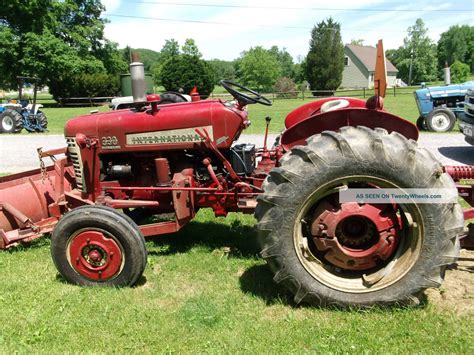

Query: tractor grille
66;137;86;192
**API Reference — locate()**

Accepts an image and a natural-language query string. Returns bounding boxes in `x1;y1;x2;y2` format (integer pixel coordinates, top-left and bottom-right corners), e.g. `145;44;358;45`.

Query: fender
280;105;419;152
285;97;367;129
26;103;44;115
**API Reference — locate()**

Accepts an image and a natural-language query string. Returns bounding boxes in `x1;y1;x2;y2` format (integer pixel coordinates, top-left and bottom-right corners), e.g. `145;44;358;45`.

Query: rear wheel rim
2;116;13;131
67;228;124;281
431;113;450;131
293;175;423;293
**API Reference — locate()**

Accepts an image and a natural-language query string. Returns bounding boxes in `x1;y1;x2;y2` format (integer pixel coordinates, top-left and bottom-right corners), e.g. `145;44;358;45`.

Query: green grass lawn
0;208;471;352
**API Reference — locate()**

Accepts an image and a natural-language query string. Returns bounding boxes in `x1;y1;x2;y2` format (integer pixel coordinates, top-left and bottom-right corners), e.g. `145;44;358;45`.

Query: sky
101;0;473;62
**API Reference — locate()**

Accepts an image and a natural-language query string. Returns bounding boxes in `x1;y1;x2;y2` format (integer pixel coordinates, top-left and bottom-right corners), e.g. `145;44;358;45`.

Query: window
344;56;349;66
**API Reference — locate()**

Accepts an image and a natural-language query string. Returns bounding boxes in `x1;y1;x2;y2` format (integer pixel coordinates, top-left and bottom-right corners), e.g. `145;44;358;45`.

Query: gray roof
346;44;398;72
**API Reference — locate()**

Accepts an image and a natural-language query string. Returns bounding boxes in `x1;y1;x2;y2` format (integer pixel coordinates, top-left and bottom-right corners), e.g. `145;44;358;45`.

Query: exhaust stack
130;52;147;103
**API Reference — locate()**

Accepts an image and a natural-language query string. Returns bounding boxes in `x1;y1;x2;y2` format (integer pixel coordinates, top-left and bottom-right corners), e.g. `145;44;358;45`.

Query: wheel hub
310;201;400;271
337;216;376;247
68;230;123;280
83;246;105;266
2;116;13;131
432;113;449;131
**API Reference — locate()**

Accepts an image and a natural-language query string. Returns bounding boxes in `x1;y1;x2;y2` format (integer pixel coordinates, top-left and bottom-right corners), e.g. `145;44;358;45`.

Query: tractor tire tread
51;205;147;287
0;109;23;133
255;126;463;308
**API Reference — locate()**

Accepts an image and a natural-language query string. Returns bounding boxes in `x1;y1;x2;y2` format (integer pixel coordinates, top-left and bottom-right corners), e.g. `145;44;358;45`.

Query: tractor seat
320;99;350;113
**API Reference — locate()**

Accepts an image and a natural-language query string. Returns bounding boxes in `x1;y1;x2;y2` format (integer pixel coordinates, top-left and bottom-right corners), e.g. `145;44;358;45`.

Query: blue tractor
0;76;48;133
414;81;474;132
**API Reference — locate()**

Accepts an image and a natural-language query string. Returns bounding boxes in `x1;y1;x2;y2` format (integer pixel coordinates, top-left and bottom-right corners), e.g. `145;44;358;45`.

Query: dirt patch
425;249;473;315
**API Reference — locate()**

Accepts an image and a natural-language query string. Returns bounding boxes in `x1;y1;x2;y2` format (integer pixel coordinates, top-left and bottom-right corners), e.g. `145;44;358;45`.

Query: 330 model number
101;136;120;149
101;136;118;146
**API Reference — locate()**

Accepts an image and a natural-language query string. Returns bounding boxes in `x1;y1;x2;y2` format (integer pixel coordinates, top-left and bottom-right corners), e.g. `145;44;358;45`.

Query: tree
181;38;202;58
95;41;127;75
17;29;120;100
208;59;236;84
121;48;161;71
385;48;400;65
0;0;126;93
386;19;438;84
304;17;344;91
237;47;280;91
450;60;470;83
269;46;295;79
0;26;19;89
153;38;205;86
437;25;474;72
152;39;180;85
160;54;214;98
160;39;180;59
350;39;365;46
0;0;55;34
293;56;307;83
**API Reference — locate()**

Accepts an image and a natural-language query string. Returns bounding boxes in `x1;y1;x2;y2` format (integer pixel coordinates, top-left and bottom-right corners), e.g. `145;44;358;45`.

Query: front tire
36;111;48;131
256;126;463;307
425;108;455;132
416;116;426;131
0;109;23;133
51;205;147;287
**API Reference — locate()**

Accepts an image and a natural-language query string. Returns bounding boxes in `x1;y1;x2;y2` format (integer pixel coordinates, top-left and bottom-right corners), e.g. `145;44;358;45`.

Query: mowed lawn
30;92;422;135
0;209;471;352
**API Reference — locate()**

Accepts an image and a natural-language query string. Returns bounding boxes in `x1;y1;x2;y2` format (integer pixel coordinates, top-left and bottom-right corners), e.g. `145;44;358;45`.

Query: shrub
273;77;298;98
159;54;215;98
49;73;120;100
450;60;470;83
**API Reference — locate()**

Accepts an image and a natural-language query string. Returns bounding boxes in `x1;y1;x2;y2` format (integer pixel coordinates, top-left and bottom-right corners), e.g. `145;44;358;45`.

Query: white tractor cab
110;92;191;110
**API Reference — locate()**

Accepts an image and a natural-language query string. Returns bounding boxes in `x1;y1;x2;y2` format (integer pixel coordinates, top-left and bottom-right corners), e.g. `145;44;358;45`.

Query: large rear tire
51;205;147;287
255;126;463;307
0;109;23;133
158;92;188;104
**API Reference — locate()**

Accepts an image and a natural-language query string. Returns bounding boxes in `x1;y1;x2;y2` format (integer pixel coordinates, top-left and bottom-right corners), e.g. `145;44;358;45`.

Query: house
341;44;398;89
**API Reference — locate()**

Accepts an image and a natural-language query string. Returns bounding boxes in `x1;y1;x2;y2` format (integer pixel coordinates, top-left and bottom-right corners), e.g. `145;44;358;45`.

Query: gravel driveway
0;132;472;173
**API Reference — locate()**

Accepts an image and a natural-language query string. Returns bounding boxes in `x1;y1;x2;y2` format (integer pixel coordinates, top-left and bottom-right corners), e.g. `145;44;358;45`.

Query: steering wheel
220;80;272;106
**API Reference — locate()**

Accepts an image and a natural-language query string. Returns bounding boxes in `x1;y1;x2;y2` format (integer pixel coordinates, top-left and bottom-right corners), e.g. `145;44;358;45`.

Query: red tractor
0;43;472;307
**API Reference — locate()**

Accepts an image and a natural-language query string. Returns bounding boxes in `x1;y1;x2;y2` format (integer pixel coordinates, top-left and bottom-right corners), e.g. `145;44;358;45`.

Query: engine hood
415;81;474;100
64;100;247;150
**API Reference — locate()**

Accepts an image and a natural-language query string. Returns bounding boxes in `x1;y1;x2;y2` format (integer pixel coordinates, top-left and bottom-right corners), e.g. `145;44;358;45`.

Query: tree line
386;19;473;85
0;1;472;100
0;0;127;100
148;17;472;97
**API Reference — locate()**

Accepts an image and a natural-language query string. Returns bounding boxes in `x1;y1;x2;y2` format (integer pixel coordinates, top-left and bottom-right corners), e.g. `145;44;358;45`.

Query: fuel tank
64;100;248;152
